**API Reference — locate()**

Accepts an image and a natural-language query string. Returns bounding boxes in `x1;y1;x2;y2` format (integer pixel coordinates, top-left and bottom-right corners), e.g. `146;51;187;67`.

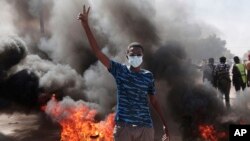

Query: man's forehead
127;46;143;52
127;42;144;51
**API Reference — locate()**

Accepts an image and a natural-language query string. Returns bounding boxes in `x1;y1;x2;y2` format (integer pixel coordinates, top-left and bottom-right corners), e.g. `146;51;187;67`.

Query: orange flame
44;96;115;141
199;124;227;141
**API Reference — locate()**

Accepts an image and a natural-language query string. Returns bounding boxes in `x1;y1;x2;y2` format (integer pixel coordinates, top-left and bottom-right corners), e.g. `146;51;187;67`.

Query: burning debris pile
44;96;115;141
199;124;227;141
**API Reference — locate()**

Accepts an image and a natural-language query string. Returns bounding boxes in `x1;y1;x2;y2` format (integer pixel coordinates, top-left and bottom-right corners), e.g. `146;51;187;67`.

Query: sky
188;0;250;57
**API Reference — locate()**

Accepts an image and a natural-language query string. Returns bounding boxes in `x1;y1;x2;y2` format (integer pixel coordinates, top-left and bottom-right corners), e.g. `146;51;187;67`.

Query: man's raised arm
77;5;110;69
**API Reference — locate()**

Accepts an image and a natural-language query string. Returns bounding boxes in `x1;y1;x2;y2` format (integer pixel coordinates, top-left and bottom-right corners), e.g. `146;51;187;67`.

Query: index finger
83;5;85;13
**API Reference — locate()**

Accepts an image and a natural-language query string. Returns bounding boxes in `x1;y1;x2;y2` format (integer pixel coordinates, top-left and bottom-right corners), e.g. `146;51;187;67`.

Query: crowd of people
202;54;250;109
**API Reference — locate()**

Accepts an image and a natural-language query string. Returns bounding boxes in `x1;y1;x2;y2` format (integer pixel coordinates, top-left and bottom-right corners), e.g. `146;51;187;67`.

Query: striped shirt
108;60;155;127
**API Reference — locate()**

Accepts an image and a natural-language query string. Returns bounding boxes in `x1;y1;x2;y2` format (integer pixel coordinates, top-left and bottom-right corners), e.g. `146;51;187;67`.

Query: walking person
214;57;231;109
203;58;216;87
232;56;247;97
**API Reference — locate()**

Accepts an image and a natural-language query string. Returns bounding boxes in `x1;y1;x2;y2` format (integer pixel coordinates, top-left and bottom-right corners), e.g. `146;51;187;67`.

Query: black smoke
1;70;39;108
0;36;40;109
0;36;27;78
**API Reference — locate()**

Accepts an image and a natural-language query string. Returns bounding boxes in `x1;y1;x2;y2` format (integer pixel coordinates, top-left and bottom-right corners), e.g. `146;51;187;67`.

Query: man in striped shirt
78;5;169;141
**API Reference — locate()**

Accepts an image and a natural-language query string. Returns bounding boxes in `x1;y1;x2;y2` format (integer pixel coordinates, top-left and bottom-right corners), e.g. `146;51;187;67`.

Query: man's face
209;59;214;64
126;47;143;57
126;47;144;68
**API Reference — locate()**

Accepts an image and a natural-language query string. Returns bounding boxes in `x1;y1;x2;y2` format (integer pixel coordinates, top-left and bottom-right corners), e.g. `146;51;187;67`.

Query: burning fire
199;124;227;141
43;95;115;141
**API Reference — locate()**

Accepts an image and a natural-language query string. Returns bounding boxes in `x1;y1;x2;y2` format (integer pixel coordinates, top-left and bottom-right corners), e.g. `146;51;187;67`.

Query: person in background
232;56;247;97
203;58;216;87
245;54;250;87
214;56;231;109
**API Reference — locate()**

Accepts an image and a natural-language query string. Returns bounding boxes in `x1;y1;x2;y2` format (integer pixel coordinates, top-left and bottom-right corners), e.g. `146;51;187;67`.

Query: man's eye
129;54;142;57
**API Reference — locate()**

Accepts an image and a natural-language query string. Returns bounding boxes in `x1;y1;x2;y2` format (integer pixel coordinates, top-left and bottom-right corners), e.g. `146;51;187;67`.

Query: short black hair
208;58;214;63
233;56;240;63
219;56;226;63
127;42;144;52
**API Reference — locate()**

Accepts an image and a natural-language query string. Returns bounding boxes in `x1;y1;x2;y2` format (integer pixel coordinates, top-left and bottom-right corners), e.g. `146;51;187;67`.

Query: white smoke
38;0;94;72
0;0;17;36
83;61;116;112
11;54;86;100
45;96;101;122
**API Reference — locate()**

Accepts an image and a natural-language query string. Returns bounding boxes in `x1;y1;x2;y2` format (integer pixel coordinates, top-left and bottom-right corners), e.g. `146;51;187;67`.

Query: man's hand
162;126;170;141
77;5;90;26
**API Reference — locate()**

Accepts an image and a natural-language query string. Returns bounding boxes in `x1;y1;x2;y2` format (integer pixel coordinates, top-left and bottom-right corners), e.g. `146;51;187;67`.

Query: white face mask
128;56;143;68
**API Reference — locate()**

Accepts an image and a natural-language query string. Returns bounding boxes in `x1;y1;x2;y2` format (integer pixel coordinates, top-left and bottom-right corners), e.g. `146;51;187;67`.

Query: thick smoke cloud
12;54;88;103
0;37;27;67
38;0;97;73
83;61;116;114
6;0;41;51
0;36;28;80
0;36;87;109
3;69;39;107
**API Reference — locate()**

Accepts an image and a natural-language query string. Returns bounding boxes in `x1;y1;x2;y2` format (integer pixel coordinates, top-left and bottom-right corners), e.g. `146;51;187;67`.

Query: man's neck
130;66;141;72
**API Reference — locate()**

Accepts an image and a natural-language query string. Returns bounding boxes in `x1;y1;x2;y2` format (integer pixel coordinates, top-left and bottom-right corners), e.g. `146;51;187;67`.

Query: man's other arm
149;95;170;140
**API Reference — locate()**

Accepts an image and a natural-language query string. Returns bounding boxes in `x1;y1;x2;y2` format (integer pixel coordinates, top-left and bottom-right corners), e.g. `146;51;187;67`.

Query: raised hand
77;5;90;25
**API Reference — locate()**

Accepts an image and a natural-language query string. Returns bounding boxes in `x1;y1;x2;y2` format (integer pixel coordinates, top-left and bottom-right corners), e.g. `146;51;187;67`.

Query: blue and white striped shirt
108;60;155;127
